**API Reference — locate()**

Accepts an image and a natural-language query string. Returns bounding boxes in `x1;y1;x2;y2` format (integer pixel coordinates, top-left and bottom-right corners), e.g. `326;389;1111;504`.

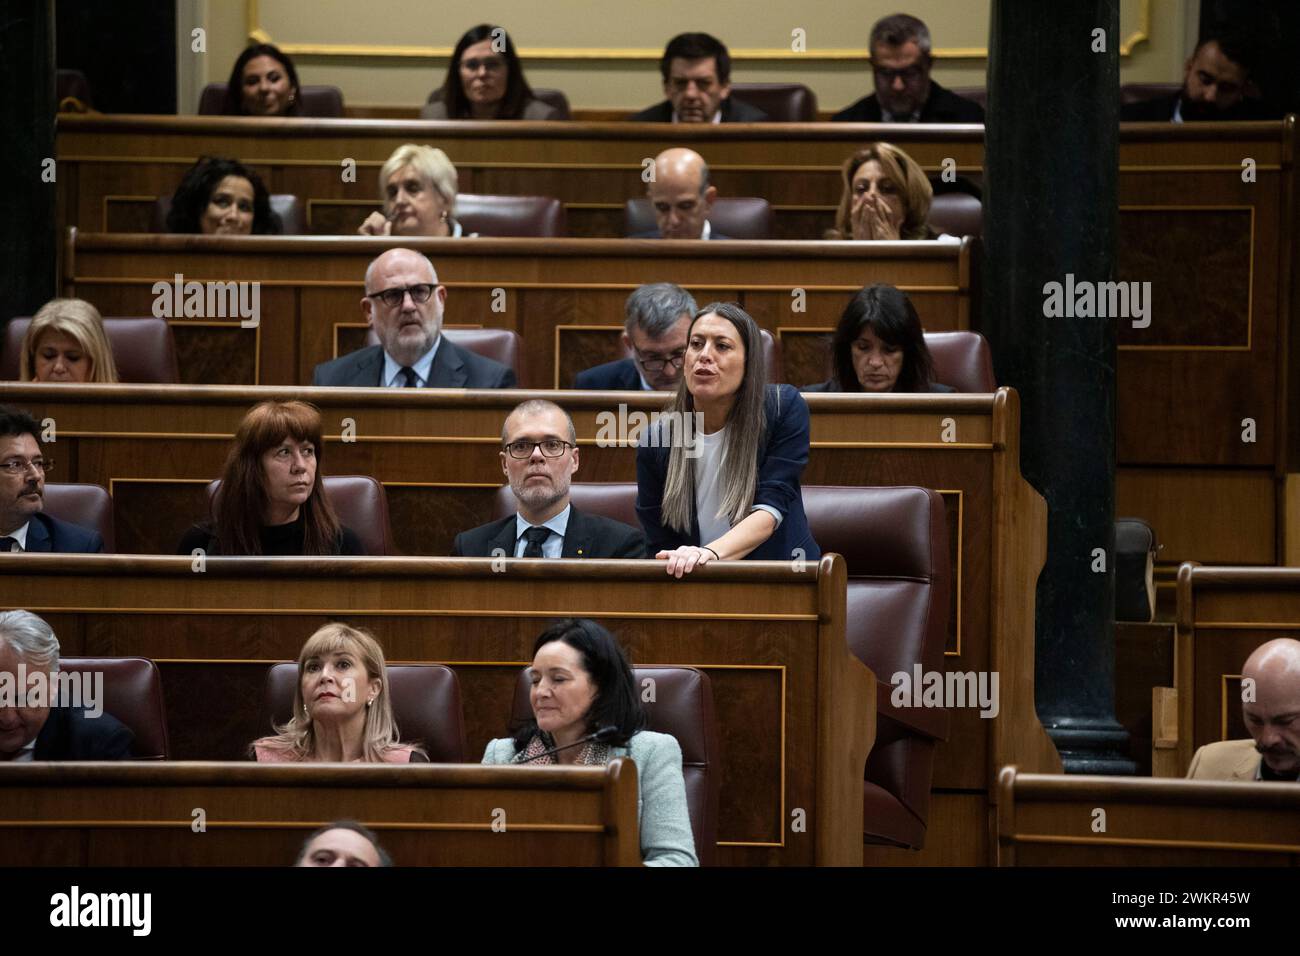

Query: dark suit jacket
628;97;769;122
800;379;956;393
21;511;104;553
32;704;135;760
630;227;732;240
833;81;985;123
1119;91;1274;122
574;357;645;391
451;506;646;558
636;384;820;562
311;339;516;388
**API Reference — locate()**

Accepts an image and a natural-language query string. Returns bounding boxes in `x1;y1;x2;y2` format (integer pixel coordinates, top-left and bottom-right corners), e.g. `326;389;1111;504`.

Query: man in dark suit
0;610;134;761
575;283;695;391
833;14;985;123
629;32;768;123
1121;30;1271;122
0;406;103;553
312;248;516;388
631;149;730;240
452;400;645;558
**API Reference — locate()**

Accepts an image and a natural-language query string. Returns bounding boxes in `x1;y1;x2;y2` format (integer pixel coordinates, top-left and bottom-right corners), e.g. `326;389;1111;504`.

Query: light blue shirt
381;335;441;388
513;504;571;558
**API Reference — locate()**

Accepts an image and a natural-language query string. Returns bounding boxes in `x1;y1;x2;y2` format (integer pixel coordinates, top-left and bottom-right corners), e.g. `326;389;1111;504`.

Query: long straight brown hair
213;401;342;555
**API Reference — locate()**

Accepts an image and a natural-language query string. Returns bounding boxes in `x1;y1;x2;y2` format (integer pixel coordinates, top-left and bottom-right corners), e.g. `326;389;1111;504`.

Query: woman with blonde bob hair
176;400;364;556
357;143;469;238
252;623;427;763
826;142;941;241
20;298;119;383
636;302;820;577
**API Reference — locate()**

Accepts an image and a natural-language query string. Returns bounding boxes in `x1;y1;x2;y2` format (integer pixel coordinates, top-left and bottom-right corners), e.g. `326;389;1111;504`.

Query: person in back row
220;43;303;116
452;400;645;558
634;149;727;240
834;14;985;123
421;24;562;120
177;401;364;556
312;248;515;388
166;156;280;236
1187;638;1300;782
19;298;119;383
357;144;471;238
1121;26;1272;122
574;283;696;391
0;405;103;553
825;143;955;241
629;32;767;123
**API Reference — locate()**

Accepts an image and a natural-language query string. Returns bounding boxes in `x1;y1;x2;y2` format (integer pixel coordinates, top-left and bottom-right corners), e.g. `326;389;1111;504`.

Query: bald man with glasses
312;248;516;388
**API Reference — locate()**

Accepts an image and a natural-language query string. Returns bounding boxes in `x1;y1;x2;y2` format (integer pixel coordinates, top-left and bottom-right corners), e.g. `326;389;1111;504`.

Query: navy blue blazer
628;97;769;123
629;227;732;240
20;511;104;553
635;384;820;562
833;81;985;123
33;704;134;760
574;358;644;391
311;339;516;388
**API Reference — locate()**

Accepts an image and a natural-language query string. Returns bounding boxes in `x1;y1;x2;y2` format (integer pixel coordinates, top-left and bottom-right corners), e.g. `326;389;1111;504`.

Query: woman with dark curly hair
221;43;302;116
420;24;561;120
165;156;280;235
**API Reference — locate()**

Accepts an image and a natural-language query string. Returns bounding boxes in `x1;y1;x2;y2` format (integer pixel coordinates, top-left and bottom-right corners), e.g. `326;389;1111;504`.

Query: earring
366;697;374;708
302;704;309;718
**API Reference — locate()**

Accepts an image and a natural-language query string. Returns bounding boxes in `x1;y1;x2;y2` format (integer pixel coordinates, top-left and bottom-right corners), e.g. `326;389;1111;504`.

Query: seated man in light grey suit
312;248;516;388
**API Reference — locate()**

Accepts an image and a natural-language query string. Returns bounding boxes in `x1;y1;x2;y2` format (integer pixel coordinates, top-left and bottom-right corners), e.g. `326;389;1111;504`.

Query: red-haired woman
177;401;364;555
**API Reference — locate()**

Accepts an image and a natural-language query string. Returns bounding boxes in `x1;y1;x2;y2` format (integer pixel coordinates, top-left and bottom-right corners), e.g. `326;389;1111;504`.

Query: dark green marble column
983;0;1135;773
0;1;57;323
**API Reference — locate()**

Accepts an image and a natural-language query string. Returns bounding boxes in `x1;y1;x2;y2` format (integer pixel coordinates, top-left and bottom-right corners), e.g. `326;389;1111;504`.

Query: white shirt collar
515;503;571;543
700;220;712;240
672;109;723;124
0;522;30;551
1171;98;1184;123
382;335;441;388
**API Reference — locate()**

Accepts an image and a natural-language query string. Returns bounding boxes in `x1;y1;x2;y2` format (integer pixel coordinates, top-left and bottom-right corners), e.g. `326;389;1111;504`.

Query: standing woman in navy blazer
636;302;820;577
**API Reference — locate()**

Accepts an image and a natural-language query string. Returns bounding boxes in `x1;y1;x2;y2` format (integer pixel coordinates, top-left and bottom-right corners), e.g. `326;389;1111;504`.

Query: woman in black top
177;401;363;556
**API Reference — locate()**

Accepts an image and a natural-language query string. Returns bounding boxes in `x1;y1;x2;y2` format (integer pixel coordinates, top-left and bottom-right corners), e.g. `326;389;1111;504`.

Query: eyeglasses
503;439;574;459
0;457;52;475
461;57;505;74
872;64;927;83
365;284;436;308
635;349;686;373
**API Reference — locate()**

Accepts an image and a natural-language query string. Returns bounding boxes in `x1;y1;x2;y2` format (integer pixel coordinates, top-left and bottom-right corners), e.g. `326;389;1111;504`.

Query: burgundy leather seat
456;194;566;238
509;665;721;864
41;483;115;552
205;475;395;555
363;327;521;383
929;193;983;238
925;331;995;391
198;82;345;117
3;316;179;384
802;486;951;849
531;88;572;119
60;657;170;759
150;193;306;235
624;197;774;240
264;662;466;762
1120;82;1181;106
56;69;94;111
729;83;818;121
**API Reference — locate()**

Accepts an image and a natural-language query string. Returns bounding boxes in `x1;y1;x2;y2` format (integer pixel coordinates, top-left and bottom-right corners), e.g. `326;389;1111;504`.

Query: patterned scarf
516;731;611;766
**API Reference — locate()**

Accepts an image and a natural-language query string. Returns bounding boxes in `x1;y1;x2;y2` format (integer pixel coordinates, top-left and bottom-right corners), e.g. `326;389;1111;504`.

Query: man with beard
1122;29;1272;122
1187;638;1300;781
0;406;103;553
312;248;515;388
451;400;645;558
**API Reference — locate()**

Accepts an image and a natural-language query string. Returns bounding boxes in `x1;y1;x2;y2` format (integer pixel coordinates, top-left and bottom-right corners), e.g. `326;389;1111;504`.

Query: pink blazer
253;741;416;763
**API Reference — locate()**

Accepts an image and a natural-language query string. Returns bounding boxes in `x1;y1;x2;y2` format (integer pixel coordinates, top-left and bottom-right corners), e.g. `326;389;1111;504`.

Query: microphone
515;725;621;763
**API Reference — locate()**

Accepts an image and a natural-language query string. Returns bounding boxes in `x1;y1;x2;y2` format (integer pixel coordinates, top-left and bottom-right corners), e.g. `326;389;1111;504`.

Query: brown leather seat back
198;82;345;117
803;485;951;846
60;657;170;759
929;193;983;238
41;483;115;552
205;475;394;555
530;88;572;119
56;69;94;110
925;331;995;391
3;316;179;384
150;194;306;235
1120;81;1181;105
363;327;521;383
729;83;818;121
457;194;566;237
264;662;466;762
509;664;720;865
624;197;773;240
